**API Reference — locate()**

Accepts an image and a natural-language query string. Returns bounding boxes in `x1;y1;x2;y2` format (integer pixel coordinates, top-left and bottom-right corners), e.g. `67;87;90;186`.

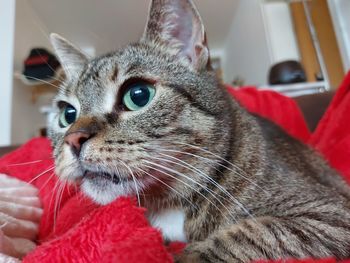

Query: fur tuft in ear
50;33;88;80
142;0;210;71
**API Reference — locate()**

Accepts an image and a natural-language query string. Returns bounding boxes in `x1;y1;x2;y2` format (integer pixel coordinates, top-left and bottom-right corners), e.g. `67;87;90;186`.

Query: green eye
122;82;156;111
59;104;77;128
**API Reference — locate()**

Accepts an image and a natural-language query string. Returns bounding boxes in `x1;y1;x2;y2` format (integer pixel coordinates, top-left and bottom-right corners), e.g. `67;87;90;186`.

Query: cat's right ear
142;0;210;71
50;33;88;80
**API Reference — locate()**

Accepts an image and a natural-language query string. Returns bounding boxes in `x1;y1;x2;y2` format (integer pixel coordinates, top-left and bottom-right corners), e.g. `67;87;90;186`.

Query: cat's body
49;0;350;262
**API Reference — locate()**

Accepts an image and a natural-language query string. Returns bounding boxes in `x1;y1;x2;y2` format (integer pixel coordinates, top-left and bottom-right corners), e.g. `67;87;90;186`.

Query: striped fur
49;0;350;262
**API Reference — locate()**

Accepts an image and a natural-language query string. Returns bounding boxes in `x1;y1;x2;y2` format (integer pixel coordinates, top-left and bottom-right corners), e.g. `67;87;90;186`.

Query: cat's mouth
83;170;125;184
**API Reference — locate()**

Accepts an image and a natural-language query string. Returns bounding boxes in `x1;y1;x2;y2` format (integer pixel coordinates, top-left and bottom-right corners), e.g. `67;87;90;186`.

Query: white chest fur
149;208;187;242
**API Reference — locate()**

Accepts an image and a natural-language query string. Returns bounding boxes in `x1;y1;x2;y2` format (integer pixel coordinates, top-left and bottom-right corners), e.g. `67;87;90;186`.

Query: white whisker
154;154;255;220
120;160;141;207
21;75;61;89
38;172;56;192
143;161;235;222
7;159;51;167
135;166;198;211
53;180;67;232
27;165;55;185
159;147;269;196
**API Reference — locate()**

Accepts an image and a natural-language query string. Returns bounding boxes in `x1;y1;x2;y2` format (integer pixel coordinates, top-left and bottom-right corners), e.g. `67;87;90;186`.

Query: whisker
21;75;61;89
27;165;55;185
53;181;62;230
48;173;69;234
48;179;60;212
154;154;254;220
24;17;78;83
134;170;147;202
135;167;198;211
6;159;49;167
177;142;253;175
159;147;269;195
119;160;141;207
53;180;67;232
29;17;67;77
47;74;64;83
143;161;235;222
38;172;56;192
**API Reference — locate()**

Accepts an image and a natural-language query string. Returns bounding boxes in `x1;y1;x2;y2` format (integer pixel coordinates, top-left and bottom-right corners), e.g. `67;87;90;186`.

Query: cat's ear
50;33;88;80
142;0;210;71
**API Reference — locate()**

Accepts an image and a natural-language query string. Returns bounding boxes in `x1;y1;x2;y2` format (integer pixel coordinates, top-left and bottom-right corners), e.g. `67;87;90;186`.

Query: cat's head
49;0;234;205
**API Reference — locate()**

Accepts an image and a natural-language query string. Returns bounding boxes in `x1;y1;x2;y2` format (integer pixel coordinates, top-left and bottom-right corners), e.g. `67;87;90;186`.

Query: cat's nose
64;131;91;157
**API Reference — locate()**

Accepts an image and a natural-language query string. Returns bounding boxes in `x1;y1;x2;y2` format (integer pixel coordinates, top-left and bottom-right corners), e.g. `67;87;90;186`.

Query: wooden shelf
259;81;326;97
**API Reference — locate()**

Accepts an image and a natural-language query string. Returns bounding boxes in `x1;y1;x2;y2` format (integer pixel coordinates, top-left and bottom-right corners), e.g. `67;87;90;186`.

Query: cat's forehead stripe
125;63;141;76
111;66;118;82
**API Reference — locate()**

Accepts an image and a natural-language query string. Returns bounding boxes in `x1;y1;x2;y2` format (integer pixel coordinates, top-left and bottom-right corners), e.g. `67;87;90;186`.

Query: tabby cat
49;0;350;262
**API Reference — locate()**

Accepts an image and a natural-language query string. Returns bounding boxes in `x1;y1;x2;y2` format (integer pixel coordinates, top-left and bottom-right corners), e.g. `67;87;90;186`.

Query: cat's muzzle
83;170;123;184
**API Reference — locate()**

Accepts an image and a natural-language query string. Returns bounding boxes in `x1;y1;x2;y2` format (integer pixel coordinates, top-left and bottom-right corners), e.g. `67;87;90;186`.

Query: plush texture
0;72;349;262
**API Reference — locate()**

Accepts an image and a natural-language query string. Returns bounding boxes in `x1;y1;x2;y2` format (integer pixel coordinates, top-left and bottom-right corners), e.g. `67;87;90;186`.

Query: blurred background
0;0;349;147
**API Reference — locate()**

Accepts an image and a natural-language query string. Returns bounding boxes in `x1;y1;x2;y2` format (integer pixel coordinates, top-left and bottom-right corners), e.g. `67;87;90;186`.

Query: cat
48;0;350;262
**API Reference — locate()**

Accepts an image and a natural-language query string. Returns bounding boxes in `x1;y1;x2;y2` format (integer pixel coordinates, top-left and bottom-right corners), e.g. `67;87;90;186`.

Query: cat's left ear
50;33;88;80
142;0;210;71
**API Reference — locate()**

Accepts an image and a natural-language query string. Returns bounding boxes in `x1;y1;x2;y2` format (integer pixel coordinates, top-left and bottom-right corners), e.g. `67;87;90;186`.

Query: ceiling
27;0;239;56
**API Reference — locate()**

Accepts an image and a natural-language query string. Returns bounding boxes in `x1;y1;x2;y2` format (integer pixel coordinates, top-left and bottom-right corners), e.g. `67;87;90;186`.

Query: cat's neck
141;104;267;215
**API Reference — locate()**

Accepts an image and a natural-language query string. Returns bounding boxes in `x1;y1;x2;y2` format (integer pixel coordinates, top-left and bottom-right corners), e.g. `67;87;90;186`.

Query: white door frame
0;0;16;146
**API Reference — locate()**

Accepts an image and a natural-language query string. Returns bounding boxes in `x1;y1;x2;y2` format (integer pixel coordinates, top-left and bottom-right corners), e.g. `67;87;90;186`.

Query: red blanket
1;72;350;262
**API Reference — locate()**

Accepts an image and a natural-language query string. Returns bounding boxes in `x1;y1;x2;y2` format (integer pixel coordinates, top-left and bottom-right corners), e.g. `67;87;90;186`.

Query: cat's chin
81;176;133;205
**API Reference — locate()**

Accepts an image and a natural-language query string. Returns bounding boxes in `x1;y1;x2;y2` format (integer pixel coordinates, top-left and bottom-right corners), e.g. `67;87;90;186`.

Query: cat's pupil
64;105;77;124
122;83;156;111
130;85;150;107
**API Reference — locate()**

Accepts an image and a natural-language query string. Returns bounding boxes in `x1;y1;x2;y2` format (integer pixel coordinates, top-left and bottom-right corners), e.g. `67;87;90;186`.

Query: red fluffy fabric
226;86;311;143
0;72;349;262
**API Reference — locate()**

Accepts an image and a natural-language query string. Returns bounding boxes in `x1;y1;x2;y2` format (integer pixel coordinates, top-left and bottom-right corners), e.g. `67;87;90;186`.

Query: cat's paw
174;252;201;263
174;244;203;263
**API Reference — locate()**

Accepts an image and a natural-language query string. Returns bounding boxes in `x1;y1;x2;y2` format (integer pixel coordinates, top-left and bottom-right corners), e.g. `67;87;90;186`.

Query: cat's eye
122;82;156;111
59;104;77;128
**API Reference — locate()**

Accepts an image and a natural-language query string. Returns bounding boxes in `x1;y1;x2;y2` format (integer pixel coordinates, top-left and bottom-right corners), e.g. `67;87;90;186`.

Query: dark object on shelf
268;60;307;85
23;48;60;81
40;128;47;137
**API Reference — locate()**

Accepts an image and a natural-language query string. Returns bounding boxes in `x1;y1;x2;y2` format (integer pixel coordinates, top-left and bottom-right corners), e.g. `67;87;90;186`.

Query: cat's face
49;0;233;205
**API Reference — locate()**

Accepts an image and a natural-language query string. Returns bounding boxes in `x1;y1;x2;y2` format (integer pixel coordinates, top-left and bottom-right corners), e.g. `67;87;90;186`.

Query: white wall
328;0;350;71
0;0;15;146
13;1;51;72
11;81;54;145
222;0;272;86
11;0;55;145
262;2;300;64
222;0;301;86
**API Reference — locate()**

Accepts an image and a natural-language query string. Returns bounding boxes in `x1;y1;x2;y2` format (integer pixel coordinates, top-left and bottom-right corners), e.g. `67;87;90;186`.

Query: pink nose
64;131;91;157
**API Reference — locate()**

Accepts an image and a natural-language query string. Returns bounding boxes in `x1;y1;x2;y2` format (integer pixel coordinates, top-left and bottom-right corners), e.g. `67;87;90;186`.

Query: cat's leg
177;215;350;263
